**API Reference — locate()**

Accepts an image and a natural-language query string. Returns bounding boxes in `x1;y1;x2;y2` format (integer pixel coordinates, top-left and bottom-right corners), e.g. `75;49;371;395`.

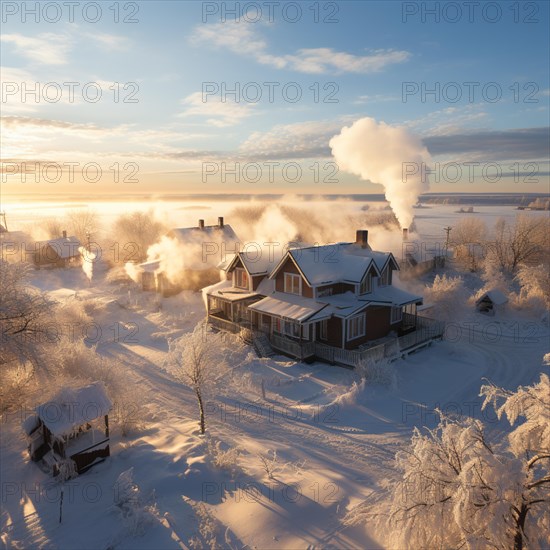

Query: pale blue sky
1;1;549;195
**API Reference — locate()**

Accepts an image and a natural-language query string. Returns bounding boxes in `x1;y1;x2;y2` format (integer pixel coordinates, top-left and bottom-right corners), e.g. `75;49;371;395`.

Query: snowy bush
423;274;468;321
207;438;241;474
257;450;287;480
356;358;396;388
113;467;157;536
188;502;221;550
511;263;550;318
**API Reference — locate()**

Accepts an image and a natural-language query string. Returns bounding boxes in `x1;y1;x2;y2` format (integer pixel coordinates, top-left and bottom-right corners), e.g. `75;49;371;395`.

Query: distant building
138;217;240;295
23;382;112;476
34;231;82;268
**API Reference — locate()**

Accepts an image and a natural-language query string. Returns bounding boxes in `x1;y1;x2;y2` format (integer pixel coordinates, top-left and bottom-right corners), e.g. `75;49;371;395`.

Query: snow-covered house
33;231;81;268
23;382;112;476
476;289;508;315
138;217;240;295
204;230;443;366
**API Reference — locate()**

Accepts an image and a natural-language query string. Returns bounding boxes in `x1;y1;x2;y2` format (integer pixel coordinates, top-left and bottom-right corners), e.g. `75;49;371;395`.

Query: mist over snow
330;117;432;229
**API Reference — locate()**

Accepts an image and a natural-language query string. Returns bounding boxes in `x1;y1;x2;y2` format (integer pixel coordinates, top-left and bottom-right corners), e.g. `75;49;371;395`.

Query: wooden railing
208;315;240;334
209;313;444;367
270;333;316;360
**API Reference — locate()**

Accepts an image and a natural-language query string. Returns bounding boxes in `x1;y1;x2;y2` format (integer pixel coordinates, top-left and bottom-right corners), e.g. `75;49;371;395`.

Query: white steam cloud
79;246;95;282
329;117;432;229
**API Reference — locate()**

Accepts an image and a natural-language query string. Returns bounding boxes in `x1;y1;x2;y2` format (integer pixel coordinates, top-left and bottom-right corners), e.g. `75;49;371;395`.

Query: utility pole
443;226;452;261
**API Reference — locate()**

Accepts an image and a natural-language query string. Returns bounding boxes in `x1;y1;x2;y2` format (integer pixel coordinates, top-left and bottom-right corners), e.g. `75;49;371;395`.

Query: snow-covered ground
1;203;548;549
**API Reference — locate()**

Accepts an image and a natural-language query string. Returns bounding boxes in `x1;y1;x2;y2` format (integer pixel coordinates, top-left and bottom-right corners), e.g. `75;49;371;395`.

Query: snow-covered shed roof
36;236;81;259
476;289;508;306
34;382;112;438
203;277;275;302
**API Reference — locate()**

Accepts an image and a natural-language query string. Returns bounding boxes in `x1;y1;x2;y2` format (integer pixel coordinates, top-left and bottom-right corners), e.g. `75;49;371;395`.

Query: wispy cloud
1;33;72;65
178;91;258;127
191;24;410;74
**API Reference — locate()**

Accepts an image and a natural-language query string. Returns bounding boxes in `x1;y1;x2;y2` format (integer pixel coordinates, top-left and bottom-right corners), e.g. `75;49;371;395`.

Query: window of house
379;268;390;286
391;306;402;324
284;273;301;295
317;286;333;298
275;318;304;339
347;313;366;341
359;274;372;294
235;268;248;289
320;319;328;340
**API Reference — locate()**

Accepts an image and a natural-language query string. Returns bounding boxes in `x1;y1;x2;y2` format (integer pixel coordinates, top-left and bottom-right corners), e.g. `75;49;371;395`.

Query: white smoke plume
329;117;432;229
78;246;95;282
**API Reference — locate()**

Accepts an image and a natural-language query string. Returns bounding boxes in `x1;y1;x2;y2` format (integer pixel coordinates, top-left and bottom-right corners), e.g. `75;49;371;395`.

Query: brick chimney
355;229;369;248
198;219;205;230
218;216;224;228
62;230;67;239
402;228;409;241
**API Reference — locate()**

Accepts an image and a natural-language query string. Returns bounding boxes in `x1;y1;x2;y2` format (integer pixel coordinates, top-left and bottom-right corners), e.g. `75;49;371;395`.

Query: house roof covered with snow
168;224;239;247
270;243;398;286
476;288;508;306
34;382;112;438
249;292;328;322
35;236;81;259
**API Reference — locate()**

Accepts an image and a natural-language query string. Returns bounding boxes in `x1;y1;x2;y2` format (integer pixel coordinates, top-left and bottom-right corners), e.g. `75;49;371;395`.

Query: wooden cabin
33;231;81;268
204;230;443;367
137;217;240;295
23;382;112;476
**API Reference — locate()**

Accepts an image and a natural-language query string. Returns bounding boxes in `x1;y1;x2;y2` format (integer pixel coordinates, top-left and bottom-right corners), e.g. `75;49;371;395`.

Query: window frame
347;313;366;341
235;268;249;290
284;272;302;295
390;306;402;324
359;273;372;295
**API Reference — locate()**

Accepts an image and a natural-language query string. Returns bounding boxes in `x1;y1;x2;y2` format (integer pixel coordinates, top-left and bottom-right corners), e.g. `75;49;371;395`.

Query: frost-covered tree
112;211;166;263
367;373;550;550
491;216;548;273
0;260;52;371
166;325;224;434
451;217;488;271
423;274;468;321
65;209;99;246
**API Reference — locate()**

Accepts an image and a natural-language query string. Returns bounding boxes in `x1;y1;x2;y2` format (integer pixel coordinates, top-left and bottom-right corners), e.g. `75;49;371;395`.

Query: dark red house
204;230;443;367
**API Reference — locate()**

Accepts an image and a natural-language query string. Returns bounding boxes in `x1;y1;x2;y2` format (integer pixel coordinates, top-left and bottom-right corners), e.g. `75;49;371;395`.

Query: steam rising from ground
78;247;95;282
330;117;431;229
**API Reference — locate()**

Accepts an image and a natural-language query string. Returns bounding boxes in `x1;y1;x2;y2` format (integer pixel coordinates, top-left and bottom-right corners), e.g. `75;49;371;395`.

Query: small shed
23;382;112;476
476;289;508;315
34;231;81;268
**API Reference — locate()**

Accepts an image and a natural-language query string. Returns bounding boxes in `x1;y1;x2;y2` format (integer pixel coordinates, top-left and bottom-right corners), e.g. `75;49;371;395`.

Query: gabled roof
269;242;399;287
35;236;81;259
34;382;112;438
224;249;281;277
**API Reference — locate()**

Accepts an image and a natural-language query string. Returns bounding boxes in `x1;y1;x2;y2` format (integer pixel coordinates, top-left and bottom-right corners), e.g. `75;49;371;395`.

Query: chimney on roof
62;230;67;239
198;219;205;230
402;228;409;241
218;216;224;228
356;229;369;248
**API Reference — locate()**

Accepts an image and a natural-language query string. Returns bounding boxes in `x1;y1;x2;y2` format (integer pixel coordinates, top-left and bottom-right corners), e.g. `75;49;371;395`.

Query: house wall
319;317;343;348
34;245;64;267
274;258;313;297
251;275;265;291
365;306;393;341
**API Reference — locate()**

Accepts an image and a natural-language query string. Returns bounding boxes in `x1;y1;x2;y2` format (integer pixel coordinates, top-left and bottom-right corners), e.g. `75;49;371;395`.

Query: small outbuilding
23;382;112;476
475;289;508;315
